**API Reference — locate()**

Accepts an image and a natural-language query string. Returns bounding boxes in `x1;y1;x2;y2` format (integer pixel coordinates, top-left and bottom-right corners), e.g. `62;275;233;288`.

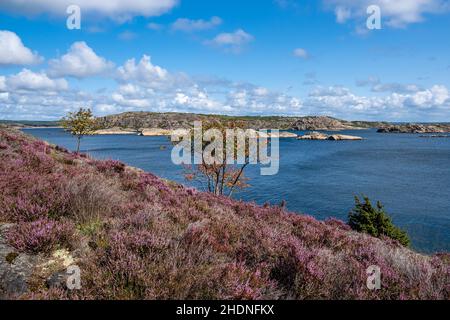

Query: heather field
0;127;449;300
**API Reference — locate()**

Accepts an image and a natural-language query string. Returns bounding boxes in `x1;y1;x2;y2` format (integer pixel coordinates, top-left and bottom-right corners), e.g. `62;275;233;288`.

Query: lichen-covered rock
0;224;42;299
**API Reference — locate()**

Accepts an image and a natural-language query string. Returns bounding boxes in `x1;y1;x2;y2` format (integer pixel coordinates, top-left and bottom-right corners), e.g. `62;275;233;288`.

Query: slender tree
61;108;97;153
182;120;254;197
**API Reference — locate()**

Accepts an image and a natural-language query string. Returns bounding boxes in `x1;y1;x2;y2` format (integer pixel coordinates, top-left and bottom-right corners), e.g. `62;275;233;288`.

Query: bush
6;218;76;254
348;196;410;247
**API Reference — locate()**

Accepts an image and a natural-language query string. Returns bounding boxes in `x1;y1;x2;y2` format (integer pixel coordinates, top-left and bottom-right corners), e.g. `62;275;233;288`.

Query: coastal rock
297;132;363;141
377;124;450;134
291;116;363;131
94;127;136;135
270;131;298;138
140;128;174;136
95;112;379;132
297;132;329;140
0;224;42;298
246;130;297;138
328;134;363;141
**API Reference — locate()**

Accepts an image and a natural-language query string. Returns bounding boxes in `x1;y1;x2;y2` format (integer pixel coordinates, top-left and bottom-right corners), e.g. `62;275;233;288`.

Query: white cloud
304;84;450;120
116;55;169;87
0;0;178;21
293;48;309;59
324;0;450;28
226;87;302;114
0;30;42;65
172;16;222;32
0;76;6;91
6;69;68;91
2;48;449;121
335;6;351;23
405;85;449;107
48;42;114;78
206;29;254;53
356;77;424;93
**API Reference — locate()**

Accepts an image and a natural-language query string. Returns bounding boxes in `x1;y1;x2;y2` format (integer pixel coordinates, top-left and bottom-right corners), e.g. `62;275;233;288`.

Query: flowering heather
5;218;76;254
0;128;449;300
93;159;126;174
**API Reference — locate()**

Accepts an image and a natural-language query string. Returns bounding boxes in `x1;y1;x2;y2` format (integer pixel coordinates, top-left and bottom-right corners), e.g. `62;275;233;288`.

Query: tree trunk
76;136;81;153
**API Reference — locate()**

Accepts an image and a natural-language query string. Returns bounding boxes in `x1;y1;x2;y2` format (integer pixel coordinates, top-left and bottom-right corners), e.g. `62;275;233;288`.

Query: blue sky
0;0;449;121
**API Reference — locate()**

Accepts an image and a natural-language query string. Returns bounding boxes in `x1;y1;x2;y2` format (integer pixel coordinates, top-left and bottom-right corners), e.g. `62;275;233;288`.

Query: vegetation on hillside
0;128;448;300
349;196;411;247
95;111;381;131
61;108;97;153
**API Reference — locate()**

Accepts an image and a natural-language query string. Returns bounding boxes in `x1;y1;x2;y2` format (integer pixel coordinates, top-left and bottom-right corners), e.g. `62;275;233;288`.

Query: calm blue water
23;128;450;253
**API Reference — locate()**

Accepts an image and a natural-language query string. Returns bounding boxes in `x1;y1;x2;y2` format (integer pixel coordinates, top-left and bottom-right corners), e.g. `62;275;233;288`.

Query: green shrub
348;196;410;247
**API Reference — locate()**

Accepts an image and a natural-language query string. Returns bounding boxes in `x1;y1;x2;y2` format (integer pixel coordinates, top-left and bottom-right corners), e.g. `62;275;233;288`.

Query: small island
297;131;363;141
377;124;450;134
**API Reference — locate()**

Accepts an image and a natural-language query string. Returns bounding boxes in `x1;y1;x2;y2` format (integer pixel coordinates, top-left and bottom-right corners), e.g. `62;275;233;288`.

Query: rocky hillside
95;112;380;131
0;127;448;300
378;124;450;133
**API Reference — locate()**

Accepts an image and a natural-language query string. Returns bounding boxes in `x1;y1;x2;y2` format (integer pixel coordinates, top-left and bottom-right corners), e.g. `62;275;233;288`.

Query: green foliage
348;196;410;247
61;108;97;153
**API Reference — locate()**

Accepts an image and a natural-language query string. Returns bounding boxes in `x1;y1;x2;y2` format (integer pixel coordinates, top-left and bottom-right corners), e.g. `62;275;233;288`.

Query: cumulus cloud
48;42;114;78
293;48;309;59
356;77;422;93
0;76;6;91
304;84;450;120
0;0;178;21
335;6;351;23
206;29;254;53
116;55;170;87
0;30;42;65
2;48;449;122
6;69;68;91
171;16;222;32
226;87;302;114
324;0;450;28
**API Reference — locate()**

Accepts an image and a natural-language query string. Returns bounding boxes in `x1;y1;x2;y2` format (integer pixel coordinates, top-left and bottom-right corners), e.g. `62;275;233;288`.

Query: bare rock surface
0;224;42;299
377;124;450;134
298;131;363;141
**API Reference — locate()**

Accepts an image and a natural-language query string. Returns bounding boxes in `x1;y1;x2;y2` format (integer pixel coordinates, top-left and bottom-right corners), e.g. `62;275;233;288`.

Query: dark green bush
348;196;410;247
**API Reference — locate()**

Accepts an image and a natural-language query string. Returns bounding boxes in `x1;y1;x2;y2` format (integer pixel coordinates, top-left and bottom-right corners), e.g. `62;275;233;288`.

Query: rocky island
95;112;380;132
298;132;363;141
377;124;450;134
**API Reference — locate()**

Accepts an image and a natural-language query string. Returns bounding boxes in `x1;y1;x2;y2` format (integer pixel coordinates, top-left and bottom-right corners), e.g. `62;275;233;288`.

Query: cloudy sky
0;0;449;121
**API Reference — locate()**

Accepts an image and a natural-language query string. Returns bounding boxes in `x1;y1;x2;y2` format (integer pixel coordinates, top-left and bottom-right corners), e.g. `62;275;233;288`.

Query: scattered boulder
328;134;363;141
1;224;78;298
297;131;363;141
0;224;42;298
